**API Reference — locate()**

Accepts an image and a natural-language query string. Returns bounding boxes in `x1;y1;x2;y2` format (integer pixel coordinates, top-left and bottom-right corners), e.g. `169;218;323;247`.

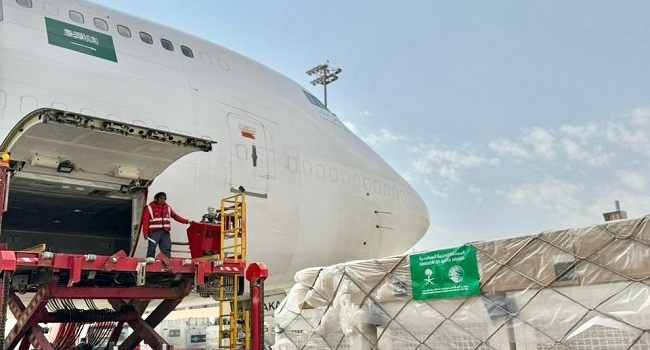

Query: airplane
0;0;430;289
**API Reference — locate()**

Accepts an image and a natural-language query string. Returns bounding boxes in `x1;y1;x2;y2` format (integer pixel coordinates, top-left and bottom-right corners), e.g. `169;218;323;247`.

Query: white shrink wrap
273;215;650;349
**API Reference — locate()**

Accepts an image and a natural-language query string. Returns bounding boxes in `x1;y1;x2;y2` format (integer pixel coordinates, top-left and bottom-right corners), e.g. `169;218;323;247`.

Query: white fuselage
0;0;430;286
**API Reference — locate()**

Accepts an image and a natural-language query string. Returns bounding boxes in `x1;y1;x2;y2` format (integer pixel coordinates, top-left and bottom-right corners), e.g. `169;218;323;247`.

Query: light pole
306;61;342;108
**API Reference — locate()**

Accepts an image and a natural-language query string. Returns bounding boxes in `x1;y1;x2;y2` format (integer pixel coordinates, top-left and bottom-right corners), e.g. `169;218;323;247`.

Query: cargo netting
273;215;650;349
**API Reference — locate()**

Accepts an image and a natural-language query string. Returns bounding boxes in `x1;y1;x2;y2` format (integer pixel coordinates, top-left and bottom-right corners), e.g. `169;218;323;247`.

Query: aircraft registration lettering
45;17;117;62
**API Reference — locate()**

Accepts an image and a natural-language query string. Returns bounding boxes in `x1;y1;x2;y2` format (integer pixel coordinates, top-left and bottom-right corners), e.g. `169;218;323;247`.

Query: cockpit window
139;32;153;45
303;90;326;110
69;10;84;24
16;0;32;8
117;25;131;38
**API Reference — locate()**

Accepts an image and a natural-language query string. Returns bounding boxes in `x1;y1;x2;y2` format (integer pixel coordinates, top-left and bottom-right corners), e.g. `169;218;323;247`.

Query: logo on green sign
409;245;480;300
45;17;117;62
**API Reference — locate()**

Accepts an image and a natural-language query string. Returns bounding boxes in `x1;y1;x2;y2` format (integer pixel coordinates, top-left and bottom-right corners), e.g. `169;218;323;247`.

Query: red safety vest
147;205;173;232
141;202;189;235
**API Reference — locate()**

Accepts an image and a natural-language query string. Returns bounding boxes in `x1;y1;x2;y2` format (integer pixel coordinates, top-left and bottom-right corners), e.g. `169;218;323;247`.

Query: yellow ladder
220;193;246;264
217;193;248;349
217;277;250;349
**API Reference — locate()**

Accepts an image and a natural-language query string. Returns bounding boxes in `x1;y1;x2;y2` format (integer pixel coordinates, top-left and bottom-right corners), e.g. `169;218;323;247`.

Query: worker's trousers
146;229;172;258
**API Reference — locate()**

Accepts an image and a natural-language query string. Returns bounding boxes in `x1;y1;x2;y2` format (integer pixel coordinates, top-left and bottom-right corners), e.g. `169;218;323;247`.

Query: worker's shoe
145;257;155;264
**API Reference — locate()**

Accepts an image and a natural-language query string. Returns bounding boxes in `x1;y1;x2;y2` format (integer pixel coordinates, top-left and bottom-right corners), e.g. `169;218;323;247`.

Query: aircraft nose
394;187;431;253
413;192;431;241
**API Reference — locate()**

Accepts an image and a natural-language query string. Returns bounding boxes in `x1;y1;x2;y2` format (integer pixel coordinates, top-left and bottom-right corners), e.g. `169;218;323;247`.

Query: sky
94;0;650;251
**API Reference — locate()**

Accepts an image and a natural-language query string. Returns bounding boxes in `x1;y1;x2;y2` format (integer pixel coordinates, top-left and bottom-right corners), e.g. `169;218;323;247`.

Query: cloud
631;107;650;127
346;106;650;228
490;123;612;167
409;145;491;183
605;122;650;156
342;121;403;147
422;178;451;199
411;158;432;174
359;110;372;117
489;139;532;159
560;139;611;166
559;123;599;141
523;127;556;160
468;186;484;204
438;164;459;182
507;176;584;213
617;170;646;190
343;121;358;134
362;129;404;147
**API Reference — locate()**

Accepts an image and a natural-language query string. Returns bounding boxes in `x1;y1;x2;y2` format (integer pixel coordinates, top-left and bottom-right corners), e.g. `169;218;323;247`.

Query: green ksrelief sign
45;17;117;62
410;245;480;300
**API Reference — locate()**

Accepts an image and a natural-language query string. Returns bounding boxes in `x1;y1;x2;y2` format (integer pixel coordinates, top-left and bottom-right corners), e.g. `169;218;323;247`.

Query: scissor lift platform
0;155;263;350
0;249;246;350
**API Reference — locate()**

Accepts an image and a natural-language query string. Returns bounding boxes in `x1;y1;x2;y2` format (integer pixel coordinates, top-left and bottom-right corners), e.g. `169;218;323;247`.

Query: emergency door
227;114;269;197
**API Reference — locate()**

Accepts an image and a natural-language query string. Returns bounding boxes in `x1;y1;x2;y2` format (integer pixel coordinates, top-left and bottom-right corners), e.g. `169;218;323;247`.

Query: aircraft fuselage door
228;114;268;196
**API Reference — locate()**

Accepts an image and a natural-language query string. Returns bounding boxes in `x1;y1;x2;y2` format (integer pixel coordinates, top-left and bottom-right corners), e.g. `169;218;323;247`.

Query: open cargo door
0;109;214;256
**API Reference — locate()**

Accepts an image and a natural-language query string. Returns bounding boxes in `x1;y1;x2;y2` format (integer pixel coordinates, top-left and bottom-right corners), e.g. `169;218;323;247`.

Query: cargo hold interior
0;177;136;256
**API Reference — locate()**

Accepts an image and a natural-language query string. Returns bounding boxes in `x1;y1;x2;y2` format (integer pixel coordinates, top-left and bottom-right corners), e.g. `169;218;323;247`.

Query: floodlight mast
306;61;342;108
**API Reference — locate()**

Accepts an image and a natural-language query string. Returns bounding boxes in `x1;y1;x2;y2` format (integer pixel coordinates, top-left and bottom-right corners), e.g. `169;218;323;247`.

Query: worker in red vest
141;192;194;261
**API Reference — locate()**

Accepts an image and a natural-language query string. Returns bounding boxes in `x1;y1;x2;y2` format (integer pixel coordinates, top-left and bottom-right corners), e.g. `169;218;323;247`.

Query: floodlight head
306;64;328;75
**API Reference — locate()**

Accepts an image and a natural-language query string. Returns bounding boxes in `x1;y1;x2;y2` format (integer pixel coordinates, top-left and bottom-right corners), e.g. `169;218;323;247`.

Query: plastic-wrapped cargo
273;215;650;349
156;318;213;350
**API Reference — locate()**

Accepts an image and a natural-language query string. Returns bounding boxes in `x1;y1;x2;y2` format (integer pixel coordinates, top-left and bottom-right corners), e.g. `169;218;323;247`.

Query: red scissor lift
0;155;267;350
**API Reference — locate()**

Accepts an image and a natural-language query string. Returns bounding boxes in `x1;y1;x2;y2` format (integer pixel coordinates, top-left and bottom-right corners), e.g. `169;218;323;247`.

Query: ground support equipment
0;155;259;350
0;249;246;350
246;263;268;350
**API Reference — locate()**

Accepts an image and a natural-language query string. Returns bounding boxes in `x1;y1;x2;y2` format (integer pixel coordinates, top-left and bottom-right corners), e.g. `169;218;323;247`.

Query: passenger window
16;0;32;8
69;10;84;24
316;165;325;178
200;52;212;64
93;18;108;31
342;171;350;185
218;58;231;71
43;3;58;15
139;32;153;44
181;46;194;58
302;161;312;176
161;38;174;51
288;157;297;172
236;144;247;160
329;168;338;182
117;25;131;38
